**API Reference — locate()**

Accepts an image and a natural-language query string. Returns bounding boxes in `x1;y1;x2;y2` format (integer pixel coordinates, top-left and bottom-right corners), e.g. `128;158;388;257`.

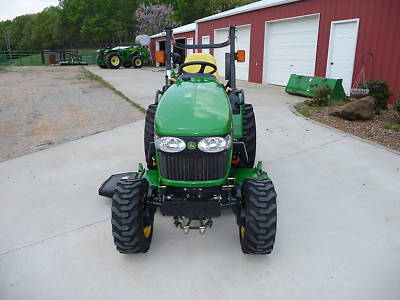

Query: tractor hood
155;78;232;136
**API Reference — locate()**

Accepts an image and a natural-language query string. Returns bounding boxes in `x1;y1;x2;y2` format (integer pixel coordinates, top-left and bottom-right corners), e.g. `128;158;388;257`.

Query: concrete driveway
1;67;399;300
86;66;166;108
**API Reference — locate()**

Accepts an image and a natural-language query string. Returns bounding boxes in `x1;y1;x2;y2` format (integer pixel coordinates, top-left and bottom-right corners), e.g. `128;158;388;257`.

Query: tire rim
240;226;245;239
142;191;152;239
111;56;120;66
135;59;142;66
143;225;152;238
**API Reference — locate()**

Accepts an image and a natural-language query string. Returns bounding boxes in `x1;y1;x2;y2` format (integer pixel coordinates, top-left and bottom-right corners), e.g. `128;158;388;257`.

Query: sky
0;0;59;21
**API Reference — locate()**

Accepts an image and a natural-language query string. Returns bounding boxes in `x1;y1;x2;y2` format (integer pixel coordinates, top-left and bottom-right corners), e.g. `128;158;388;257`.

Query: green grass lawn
79;49;97;56
0;52;43;66
15;53;44;66
78;49;97;65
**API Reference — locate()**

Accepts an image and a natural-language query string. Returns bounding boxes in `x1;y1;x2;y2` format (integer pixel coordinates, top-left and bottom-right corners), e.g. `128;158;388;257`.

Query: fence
0;50;97;66
0;50;44;66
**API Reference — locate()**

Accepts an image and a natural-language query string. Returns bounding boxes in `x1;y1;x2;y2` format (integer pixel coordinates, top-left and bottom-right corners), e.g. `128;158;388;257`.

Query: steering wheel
178;61;217;75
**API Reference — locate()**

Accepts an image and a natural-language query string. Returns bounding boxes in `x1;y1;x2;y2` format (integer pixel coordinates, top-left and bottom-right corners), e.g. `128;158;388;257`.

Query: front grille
159;151;228;181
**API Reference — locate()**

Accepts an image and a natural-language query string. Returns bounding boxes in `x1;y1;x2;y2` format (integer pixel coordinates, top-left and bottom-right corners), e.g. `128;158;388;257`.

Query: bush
394;97;400;113
360;80;392;114
394;97;400;122
305;84;332;107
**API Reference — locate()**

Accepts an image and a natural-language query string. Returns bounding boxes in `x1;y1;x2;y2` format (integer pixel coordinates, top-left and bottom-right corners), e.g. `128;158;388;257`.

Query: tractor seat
182;53;219;80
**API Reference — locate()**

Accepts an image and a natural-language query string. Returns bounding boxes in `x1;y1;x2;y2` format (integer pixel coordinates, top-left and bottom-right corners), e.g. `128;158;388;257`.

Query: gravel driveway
0;66;143;162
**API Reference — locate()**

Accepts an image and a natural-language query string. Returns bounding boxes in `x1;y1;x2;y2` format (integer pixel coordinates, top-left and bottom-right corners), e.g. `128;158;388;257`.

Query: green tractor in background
96;35;152;69
99;27;277;255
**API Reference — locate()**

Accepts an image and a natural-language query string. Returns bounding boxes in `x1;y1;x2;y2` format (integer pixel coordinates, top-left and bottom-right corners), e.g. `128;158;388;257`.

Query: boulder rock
330;96;375;120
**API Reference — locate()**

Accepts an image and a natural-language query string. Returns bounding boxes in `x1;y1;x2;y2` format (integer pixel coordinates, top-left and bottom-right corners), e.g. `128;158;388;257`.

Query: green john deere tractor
99;27;277;255
96;44;151;69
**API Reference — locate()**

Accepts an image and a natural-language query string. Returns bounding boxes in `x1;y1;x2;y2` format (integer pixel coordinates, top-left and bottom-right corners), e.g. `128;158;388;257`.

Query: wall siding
197;0;400;100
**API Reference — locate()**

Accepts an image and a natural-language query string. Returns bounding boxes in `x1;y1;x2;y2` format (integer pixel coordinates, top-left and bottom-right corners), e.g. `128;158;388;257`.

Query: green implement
285;74;347;100
58;50;88;66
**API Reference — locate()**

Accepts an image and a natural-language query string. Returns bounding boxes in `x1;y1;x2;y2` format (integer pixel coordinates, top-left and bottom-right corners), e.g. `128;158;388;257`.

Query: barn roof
195;0;301;23
150;23;196;38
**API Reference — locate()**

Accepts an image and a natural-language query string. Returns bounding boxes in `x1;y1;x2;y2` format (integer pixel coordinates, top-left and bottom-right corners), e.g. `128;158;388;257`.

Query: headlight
198;135;232;153
155;136;186;153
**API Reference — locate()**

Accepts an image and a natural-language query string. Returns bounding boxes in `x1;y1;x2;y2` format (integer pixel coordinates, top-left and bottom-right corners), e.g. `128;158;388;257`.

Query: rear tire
106;52;122;69
144;104;157;169
237;104;256;168
239;177;277;254
111;178;154;254
132;56;143;68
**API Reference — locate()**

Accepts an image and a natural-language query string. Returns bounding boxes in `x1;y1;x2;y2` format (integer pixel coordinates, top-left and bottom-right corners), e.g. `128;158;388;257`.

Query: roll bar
164;26;237;89
173;40;231;50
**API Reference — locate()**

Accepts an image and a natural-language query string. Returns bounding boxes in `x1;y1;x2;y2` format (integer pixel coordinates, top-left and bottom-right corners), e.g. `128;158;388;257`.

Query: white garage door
263;15;319;85
187;37;194;56
214;25;250;81
202;36;210;54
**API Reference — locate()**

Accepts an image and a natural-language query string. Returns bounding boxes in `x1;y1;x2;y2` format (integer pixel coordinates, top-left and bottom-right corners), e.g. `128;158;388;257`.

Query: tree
172;0;256;24
135;3;179;36
61;0;138;47
2;26;12;60
32;7;63;49
0;0;259;49
11;14;37;49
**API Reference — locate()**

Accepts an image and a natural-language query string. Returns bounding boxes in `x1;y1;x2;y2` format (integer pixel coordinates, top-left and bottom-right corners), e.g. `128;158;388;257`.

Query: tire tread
111;178;152;254
238;104;256;168
144;104;157;169
240;178;277;254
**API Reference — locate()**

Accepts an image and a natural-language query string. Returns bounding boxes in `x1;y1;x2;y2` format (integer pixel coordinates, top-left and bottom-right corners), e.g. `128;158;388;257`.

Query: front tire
111;178;154;253
132;56;143;68
239;177;277;254
106;52;122;69
237;104;256;168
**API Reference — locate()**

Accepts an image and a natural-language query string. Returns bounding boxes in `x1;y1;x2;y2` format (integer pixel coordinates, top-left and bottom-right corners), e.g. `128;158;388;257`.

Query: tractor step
98;172;137;198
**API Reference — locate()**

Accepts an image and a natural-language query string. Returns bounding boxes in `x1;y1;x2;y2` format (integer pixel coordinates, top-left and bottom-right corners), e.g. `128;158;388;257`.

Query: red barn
150;23;196;65
195;0;400;99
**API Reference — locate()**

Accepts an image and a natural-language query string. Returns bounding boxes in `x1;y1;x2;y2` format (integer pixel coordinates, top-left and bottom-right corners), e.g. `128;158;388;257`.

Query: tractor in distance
96;35;151;69
99;26;278;255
